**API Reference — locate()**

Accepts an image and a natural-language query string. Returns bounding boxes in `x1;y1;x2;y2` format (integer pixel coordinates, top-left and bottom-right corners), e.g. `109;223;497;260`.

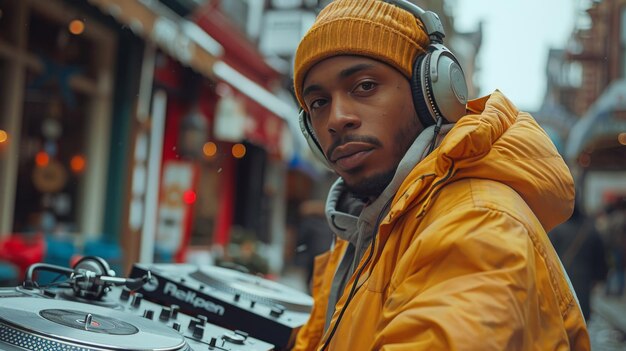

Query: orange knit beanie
293;0;430;110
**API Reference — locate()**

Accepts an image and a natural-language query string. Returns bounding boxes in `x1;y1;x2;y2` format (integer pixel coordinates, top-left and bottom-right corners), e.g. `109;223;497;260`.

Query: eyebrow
302;63;377;99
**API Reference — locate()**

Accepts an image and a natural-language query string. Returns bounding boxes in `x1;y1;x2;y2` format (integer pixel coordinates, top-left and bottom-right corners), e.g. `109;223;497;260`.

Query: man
291;0;590;350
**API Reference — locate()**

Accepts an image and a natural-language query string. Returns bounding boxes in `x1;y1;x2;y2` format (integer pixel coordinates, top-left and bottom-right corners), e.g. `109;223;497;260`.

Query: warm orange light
0;130;8;144
69;19;85;35
232;143;246;159
35;151;50;167
183;190;197;205
618;132;626;146
203;142;217;158
70;155;86;173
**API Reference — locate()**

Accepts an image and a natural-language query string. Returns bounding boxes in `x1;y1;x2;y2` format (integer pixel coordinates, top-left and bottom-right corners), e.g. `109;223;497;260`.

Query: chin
343;167;395;199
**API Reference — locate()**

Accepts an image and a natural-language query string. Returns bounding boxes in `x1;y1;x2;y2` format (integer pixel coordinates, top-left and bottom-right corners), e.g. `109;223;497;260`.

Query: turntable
0;297;190;351
0;257;276;351
130;263;313;349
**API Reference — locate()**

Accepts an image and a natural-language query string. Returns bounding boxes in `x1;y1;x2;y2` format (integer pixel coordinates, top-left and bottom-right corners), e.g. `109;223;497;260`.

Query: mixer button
143;309;154;319
192;324;205;339
120;287;131;301
197;314;207;326
131;293;143;308
159;307;171;321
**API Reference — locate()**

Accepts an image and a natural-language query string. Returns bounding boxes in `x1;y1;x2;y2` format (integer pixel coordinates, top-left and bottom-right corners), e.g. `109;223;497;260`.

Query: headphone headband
380;0;445;43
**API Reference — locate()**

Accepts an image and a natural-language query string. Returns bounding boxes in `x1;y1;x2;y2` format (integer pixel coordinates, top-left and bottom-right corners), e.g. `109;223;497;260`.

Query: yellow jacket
293;92;590;350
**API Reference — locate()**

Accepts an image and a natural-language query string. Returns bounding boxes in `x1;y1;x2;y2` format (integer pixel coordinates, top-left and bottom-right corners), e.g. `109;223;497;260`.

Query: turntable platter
0;297;190;350
190;265;314;312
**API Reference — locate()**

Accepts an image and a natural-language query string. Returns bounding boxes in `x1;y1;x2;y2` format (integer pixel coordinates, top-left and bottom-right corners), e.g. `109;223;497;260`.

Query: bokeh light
232;143;246;159
35;151;50;167
203;141;217;158
618;132;626;146
70;154;86;173
0;129;8;144
69;19;85;35
183;190;197;204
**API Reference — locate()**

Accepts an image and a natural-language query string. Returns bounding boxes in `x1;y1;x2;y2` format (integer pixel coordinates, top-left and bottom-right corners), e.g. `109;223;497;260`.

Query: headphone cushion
410;53;436;127
73;256;111;275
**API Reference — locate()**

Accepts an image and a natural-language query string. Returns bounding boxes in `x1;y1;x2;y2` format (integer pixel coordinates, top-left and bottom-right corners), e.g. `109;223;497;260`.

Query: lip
330;142;375;171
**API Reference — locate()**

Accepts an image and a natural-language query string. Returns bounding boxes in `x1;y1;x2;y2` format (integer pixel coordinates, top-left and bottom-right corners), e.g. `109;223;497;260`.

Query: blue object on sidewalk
0;261;18;286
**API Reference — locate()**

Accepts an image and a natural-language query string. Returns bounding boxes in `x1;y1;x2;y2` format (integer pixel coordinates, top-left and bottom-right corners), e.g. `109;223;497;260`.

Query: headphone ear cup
72;256;112;299
298;110;332;169
411;46;469;125
429;49;468;123
410;52;437;128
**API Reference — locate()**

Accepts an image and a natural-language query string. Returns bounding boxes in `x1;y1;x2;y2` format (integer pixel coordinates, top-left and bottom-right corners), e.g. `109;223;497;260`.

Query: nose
326;96;361;134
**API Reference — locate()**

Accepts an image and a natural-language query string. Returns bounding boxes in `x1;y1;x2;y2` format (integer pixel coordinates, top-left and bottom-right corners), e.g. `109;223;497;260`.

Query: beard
344;116;421;199
345;167;396;199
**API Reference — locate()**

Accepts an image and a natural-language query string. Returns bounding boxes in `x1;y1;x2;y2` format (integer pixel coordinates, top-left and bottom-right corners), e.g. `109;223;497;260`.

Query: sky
451;0;582;111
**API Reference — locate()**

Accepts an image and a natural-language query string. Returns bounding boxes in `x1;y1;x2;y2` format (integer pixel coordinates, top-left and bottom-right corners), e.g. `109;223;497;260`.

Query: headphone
298;0;469;169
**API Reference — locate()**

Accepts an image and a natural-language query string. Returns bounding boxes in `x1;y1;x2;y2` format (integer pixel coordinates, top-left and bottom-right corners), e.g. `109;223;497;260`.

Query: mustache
326;134;382;159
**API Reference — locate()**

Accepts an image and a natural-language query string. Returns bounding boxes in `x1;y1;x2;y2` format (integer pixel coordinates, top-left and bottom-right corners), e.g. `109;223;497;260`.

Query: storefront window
0;0;115;236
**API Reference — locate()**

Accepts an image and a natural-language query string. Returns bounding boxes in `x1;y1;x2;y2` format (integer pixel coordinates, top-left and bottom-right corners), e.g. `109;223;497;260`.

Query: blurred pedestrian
549;201;608;320
295;200;334;292
602;196;626;297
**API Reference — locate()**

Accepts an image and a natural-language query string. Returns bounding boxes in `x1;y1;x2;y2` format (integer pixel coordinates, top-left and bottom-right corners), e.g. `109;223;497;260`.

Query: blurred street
589;286;626;350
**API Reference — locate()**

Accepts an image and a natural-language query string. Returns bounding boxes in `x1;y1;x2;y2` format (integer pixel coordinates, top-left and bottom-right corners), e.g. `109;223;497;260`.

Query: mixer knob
234;293;240;302
131;293;143;308
192;325;205;339
159;307;171;321
172;322;181;332
209;337;217;347
170;304;180;319
120;287;131;301
250;300;256;308
234;330;249;340
143;309;154;320
221;331;246;345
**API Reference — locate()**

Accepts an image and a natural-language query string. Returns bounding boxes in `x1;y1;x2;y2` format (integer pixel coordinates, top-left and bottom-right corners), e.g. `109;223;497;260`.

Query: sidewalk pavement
591;286;626;334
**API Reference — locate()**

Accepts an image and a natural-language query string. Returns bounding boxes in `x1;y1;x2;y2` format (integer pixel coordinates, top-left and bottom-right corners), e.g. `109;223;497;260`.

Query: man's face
302;55;422;198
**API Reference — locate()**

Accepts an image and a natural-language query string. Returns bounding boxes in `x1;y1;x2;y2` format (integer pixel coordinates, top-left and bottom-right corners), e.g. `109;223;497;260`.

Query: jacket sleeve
372;206;586;351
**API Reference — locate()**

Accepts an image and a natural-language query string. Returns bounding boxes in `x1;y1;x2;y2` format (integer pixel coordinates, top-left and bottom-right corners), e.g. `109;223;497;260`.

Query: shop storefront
0;0;148;274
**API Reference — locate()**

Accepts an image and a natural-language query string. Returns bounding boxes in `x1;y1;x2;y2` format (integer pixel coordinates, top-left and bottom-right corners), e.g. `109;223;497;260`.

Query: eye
309;98;328;110
353;81;377;94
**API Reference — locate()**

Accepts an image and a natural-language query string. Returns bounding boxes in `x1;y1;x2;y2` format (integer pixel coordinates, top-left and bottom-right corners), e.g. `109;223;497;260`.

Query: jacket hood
395;90;574;233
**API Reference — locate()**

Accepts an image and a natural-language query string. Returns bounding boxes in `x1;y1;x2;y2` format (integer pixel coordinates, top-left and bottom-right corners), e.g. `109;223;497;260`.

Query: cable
22;263;74;289
427;116;443;155
321;198;392;350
